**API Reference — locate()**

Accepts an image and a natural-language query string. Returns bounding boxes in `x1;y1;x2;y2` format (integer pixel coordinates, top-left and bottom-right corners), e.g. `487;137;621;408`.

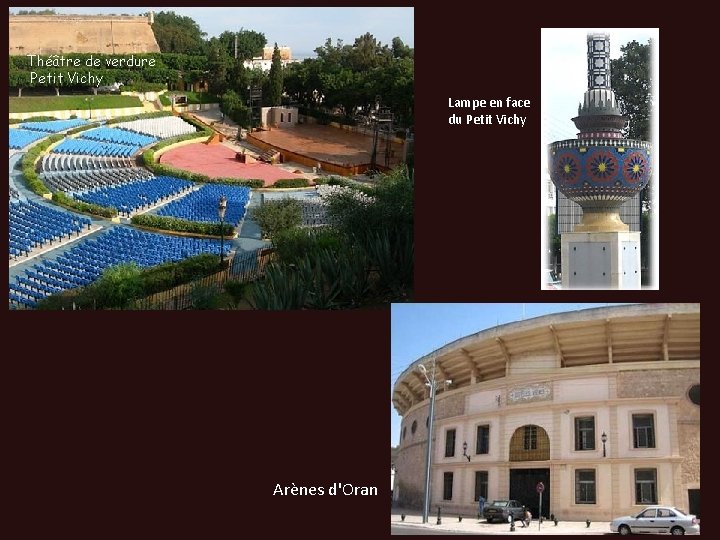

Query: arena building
391;303;700;521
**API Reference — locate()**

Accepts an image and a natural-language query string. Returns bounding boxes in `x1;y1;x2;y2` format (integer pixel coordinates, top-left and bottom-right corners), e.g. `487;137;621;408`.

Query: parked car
483;500;525;523
610;506;699;535
544;269;562;289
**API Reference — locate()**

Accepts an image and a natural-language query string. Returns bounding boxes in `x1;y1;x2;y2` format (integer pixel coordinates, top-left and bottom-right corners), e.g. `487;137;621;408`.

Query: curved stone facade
392;304;700;521
9;15;160;55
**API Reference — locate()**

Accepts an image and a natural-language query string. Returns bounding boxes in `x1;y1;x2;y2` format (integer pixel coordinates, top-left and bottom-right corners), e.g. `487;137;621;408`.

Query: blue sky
10;7;414;59
390;303;632;446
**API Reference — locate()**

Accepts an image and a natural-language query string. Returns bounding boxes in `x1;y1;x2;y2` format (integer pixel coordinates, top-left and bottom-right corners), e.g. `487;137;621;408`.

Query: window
445;429;456;457
280;112;284;122
575;469;596;504
476;425;490;454
474;471;488;502
632;414;655;448
443;472;454;500
402;427;406;440
411;420;417;435
635;469;657;504
688;384;700;406
575;417;595;451
523;425;537;450
288;113;292;123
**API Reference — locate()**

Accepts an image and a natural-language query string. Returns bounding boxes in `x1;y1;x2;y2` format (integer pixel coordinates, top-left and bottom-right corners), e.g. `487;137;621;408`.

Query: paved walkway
391;509;612;535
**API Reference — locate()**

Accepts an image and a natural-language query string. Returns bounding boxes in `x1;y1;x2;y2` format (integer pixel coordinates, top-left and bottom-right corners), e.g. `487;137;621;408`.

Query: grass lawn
9;95;142;113
159;91;218;106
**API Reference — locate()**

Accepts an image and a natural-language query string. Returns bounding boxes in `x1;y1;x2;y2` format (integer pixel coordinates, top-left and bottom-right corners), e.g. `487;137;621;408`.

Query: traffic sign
537;482;545;493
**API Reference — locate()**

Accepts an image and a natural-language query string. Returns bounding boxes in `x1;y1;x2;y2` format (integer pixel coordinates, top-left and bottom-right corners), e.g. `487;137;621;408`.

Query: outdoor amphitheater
8;109;374;309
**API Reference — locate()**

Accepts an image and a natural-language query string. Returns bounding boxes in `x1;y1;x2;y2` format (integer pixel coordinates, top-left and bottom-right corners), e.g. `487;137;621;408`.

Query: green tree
252;198;302;239
216;29;267;60
151;11;207;55
267;43;283;106
207;40;233;96
611;40;652;141
88;263;144;309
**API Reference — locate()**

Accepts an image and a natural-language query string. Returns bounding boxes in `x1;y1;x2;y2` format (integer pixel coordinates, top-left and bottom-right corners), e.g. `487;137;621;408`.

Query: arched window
509;424;550;461
411;420;417;434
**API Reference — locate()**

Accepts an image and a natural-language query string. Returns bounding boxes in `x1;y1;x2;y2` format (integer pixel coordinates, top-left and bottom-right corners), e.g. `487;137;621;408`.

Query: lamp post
419;362;437;524
85;97;94;120
601;431;607;458
218;195;227;264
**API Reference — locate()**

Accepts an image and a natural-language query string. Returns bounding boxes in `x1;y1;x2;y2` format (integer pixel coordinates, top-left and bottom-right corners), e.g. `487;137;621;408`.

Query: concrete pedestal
561;231;641;289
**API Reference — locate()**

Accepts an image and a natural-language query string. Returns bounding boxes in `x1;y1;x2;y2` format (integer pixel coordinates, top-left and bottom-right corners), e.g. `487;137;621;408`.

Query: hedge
131;214;234;237
53;191;118;218
20;134;64;196
268;178;311;189
106;110;172;124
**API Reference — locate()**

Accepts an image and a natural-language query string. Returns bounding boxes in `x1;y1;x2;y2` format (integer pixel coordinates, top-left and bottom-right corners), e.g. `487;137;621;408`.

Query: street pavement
391;509;611;535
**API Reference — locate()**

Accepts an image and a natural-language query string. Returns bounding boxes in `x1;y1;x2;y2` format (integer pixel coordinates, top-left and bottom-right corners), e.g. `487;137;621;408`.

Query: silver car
610;506;699;535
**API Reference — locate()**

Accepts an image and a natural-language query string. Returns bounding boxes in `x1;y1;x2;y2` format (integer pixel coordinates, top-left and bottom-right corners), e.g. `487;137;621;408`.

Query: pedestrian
478;495;486;519
523;507;532;528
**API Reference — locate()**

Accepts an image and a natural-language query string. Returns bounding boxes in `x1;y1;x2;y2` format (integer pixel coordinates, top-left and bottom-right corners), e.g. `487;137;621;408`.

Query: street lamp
418;363;437;524
462;441;471;462
601;431;607;458
85;97;94;120
218;195;227;264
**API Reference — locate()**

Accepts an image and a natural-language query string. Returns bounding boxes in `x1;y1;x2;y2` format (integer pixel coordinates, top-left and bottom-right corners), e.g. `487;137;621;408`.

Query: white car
610;506;699;535
544;269;562;290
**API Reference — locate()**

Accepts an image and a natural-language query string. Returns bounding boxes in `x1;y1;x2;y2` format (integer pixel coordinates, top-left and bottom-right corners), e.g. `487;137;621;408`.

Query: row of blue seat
80;127;157;147
73;176;193;215
9;226;230;307
9;200;91;259
157;184;252;226
19;119;88;133
52;138;140;158
9;128;47;149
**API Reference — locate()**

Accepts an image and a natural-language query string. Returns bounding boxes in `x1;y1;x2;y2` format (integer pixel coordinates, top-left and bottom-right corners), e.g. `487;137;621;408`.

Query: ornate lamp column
548;34;651;289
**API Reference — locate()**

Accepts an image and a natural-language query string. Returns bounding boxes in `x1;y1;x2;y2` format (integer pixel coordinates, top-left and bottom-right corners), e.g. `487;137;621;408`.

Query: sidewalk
391;509;611;535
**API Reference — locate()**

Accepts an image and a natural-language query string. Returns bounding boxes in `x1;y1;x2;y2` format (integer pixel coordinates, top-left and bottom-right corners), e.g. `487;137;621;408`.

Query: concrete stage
159;143;306;186
246;124;404;176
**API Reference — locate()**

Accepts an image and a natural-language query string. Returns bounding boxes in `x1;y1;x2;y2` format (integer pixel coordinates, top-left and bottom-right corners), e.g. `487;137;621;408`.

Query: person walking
523;507;532;528
478;495;486;519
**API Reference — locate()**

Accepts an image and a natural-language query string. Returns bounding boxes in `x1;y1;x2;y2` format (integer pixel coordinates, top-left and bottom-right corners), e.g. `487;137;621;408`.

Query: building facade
392;304;700;521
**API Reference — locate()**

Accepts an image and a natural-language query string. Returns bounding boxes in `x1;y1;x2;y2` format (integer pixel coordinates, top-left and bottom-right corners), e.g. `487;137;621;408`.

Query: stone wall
617;368;700;490
616;367;699;399
10;15;160;55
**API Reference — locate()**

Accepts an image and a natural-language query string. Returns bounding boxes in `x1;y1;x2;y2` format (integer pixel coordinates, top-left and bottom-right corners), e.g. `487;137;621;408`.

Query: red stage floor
160;143;305;186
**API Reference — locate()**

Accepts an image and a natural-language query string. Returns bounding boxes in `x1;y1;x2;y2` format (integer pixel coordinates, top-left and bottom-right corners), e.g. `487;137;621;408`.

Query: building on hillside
9;13;160;55
243;46;297;71
392;303;700;521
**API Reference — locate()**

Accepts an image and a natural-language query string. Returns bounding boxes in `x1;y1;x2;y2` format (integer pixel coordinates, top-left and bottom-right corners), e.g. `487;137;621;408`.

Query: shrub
131;214;234;237
270;178;310;189
53;191;118;218
252;198;302;239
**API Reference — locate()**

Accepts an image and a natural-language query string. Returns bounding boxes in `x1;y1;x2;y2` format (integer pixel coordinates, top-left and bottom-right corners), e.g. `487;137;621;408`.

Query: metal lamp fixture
601;431;607;458
218;196;228;264
462;441;471;462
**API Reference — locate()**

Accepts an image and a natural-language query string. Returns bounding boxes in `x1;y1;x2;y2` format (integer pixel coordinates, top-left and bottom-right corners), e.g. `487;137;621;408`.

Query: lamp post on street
601;432;608;458
419;362;437;524
218;195;227;264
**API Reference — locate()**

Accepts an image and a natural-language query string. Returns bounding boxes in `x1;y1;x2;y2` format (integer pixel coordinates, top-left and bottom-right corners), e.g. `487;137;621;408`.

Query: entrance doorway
688;489;700;518
510;468;550;519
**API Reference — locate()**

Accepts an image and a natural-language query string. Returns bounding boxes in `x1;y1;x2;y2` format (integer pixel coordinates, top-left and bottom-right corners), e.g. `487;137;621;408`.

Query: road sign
537;482;545;493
